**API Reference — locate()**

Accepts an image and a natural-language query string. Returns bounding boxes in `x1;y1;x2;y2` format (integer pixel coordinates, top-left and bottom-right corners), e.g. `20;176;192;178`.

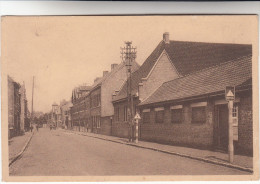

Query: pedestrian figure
36;124;39;132
30;125;33;132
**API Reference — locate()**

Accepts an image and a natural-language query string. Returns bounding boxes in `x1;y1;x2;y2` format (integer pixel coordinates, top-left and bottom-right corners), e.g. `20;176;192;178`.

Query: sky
2;16;256;113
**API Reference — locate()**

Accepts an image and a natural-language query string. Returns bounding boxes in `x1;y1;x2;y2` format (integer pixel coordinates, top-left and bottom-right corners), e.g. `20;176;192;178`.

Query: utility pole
121;41;137;142
31;76;35;127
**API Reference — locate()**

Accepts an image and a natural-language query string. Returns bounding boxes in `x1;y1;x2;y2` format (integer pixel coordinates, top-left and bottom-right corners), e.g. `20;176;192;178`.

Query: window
124;106;128;122
115;107;120;121
97;94;101;106
192;106;206;124
155;108;164;123
91;94;101;108
171;109;182;124
97;116;101;128
143;112;150;123
232;104;239;141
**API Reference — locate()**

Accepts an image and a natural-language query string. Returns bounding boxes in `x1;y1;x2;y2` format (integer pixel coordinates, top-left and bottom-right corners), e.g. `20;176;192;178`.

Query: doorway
215;104;228;151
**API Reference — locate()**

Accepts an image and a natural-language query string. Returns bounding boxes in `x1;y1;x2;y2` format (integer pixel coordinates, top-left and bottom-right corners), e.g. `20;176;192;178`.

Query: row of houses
8;75;30;138
69;61;140;134
65;32;253;155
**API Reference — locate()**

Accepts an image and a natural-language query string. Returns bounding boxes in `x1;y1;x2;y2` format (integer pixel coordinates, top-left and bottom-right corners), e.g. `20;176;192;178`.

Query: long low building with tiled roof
112;33;252;103
139;55;252;106
111;32;252;147
137;55;252;155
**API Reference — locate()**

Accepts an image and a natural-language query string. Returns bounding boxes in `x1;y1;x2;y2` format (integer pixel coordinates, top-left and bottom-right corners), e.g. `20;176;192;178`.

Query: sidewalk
9;131;33;163
64;129;253;172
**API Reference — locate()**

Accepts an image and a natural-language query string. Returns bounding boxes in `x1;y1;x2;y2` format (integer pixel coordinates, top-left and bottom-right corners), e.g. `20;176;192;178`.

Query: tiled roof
113;40;252;102
165;41;252;76
139;55;252;106
91;61;140;91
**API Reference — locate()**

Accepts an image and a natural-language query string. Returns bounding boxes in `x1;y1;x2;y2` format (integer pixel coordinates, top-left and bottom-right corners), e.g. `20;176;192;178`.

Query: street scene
3;16;256;179
9;128;251;176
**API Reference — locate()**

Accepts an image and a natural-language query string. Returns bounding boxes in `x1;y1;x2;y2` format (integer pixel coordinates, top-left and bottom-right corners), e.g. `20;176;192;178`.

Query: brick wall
8;77;14;131
237;91;253;155
112;122;129;138
99;116;112;136
112;98;139;138
101;62;139;117
140;100;214;148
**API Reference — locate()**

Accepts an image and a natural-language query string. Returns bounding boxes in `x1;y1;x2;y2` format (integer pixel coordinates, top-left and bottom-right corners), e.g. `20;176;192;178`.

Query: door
217;104;229;150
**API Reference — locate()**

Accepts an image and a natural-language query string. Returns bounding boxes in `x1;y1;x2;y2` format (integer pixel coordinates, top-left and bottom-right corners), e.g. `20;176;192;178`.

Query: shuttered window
192;107;206;124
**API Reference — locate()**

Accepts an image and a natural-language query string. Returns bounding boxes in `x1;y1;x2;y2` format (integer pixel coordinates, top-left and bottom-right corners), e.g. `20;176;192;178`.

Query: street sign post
134;112;141;143
225;86;235;163
225;86;235;101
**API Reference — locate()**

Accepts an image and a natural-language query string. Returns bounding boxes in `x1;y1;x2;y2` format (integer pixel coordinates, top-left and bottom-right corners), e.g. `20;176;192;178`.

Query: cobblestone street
9;128;251;176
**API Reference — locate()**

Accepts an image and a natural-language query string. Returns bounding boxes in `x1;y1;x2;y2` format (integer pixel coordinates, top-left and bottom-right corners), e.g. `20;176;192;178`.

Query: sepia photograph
1;15;258;181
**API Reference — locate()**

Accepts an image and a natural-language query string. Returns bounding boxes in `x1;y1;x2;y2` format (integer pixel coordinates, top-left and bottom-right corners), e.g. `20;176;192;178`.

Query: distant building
71;85;91;131
60;100;73;129
70;61;139;134
51;102;59;127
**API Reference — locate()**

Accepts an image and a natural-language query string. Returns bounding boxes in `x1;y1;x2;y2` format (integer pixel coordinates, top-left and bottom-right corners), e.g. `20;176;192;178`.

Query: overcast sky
2;16;255;113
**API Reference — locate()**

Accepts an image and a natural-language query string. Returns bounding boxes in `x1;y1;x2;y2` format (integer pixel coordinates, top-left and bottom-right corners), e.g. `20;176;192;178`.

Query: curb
9;132;34;166
66;130;253;173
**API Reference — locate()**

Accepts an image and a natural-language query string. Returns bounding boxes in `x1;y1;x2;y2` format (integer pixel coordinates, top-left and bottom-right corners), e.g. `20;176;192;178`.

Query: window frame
171;108;183;124
155;107;164;124
191;106;206;124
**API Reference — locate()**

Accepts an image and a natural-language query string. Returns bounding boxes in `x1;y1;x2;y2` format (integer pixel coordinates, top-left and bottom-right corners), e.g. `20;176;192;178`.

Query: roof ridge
169;40;252;46
91;61;124;88
161;54;252;86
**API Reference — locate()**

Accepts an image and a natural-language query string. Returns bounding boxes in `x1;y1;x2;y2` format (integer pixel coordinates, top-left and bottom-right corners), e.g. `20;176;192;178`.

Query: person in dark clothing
36;124;39;132
30;125;33;132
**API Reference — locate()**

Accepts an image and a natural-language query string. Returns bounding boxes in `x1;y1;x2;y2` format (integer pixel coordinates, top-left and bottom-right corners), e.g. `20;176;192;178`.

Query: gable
139;51;180;101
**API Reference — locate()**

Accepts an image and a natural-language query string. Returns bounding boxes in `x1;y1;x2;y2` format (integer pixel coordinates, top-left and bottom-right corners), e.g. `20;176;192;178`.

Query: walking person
30;124;33;132
36;124;39;132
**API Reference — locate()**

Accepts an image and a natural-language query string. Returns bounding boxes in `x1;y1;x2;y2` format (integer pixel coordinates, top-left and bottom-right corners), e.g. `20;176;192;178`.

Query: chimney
111;63;118;70
103;71;109;77
163;32;170;44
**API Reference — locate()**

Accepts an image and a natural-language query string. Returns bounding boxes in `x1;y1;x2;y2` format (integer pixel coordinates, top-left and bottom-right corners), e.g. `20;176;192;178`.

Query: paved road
10;128;250;176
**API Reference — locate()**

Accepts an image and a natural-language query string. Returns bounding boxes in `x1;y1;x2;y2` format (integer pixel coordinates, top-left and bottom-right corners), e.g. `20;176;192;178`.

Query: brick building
70;61;139;135
112;32;252;142
139;55;252;155
71;85;91;131
8;76;30;138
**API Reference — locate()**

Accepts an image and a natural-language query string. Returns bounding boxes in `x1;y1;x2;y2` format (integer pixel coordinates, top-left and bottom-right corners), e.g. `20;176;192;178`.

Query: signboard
225;86;235;101
134;112;141;120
